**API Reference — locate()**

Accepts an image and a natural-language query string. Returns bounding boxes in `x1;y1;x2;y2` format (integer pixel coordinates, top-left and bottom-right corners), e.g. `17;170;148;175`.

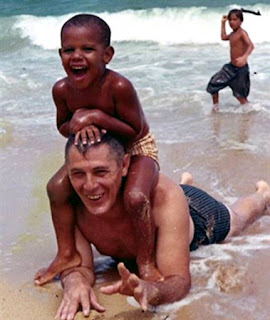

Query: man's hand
56;271;105;320
100;263;159;311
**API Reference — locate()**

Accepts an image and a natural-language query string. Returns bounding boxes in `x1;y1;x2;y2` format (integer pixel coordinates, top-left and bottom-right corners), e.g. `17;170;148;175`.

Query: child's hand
70;108;95;133
234;56;247;67
75;125;106;145
222;15;228;23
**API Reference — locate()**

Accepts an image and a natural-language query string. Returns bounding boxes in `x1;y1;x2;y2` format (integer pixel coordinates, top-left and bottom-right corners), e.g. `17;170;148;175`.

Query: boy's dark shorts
180;184;231;251
206;63;250;98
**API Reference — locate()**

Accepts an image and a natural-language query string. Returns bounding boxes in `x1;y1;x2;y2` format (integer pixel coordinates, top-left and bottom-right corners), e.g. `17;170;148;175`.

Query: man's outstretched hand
100;263;159;311
56;271;105;320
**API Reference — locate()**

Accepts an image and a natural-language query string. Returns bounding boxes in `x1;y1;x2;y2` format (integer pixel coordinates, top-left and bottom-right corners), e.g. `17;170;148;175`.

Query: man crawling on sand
46;133;269;320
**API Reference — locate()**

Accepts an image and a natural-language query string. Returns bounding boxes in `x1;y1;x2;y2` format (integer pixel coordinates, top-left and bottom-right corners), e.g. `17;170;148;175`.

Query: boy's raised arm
221;15;230;40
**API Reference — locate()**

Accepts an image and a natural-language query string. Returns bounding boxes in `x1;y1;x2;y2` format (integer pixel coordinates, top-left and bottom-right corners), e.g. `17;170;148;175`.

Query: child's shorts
127;132;159;165
206;63;250;98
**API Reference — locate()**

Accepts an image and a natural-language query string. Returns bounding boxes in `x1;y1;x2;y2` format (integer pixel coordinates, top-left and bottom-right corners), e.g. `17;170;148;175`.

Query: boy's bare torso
229;28;249;66
54;68;149;140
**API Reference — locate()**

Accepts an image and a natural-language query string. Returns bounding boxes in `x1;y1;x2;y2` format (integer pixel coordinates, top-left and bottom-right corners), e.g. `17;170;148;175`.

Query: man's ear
58;48;62;58
122;153;130;177
103;46;114;64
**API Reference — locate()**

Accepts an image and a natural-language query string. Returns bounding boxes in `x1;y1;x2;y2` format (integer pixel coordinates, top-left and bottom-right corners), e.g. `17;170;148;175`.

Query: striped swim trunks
180;184;231;251
127;132;159;166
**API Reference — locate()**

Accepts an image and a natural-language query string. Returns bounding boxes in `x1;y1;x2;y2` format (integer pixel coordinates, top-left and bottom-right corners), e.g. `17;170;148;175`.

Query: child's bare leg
212;93;219;112
124;156;162;281
227;180;270;238
237;97;248;105
180;172;193;185
35;164;81;285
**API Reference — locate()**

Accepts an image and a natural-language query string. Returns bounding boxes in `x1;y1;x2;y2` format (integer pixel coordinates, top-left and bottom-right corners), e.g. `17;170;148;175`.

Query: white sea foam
12;4;270;50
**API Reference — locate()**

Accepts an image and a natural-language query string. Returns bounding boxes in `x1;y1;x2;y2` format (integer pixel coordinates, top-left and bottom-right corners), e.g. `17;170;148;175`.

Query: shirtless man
55;134;269;320
206;9;254;110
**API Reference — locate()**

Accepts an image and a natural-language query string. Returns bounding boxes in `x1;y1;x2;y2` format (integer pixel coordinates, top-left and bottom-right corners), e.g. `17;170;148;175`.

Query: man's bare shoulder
152;174;187;222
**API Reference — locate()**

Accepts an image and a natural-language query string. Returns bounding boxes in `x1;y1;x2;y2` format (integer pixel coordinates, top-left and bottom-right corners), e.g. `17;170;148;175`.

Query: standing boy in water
206;9;254;111
35;14;160;285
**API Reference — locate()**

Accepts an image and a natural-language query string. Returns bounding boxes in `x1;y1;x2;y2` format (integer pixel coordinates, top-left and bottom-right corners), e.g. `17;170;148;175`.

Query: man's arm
221;15;230;40
56;227;105;320
101;175;192;308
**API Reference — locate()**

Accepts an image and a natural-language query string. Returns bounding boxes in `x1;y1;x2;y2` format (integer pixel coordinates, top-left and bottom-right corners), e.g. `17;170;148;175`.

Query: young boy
206;9;254;111
35;14;161;285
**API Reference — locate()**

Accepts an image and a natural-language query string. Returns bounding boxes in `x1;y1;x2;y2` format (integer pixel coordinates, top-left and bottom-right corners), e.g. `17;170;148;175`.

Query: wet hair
61;14;111;47
65;133;125;166
228;9;244;21
228;8;261;22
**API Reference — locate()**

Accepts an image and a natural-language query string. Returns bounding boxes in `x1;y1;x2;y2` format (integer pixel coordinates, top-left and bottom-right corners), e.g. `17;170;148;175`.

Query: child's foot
139;262;164;282
255;180;270;215
34;251;81;285
180;172;193;185
212;103;219;113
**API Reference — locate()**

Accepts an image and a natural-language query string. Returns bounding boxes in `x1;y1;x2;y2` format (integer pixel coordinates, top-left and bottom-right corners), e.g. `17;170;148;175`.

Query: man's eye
95;170;109;177
71;171;84;178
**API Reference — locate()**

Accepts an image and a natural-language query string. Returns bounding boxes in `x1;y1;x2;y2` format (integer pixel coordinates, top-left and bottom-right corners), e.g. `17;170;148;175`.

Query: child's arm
52;81;72;138
235;30;254;66
70;77;145;143
221;15;230;40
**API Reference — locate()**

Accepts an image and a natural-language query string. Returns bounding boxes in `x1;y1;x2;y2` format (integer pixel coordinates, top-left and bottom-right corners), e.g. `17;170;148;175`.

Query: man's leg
180;172;193;185
227;181;270;237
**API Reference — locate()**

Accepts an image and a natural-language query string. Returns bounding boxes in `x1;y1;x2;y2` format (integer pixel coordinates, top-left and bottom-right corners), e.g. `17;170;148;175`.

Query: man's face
67;143;129;216
59;25;113;89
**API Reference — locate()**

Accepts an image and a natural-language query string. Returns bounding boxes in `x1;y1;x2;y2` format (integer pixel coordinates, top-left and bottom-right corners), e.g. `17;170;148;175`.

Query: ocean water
1;1;270;319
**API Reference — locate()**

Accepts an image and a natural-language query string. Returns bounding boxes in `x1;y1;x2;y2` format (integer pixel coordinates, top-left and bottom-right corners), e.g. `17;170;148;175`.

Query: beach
1;0;270;319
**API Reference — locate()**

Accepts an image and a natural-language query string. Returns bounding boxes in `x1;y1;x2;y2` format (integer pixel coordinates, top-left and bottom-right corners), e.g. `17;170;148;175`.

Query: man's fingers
80;292;90;317
100;281;122;295
89;290;106;312
117;262;131;281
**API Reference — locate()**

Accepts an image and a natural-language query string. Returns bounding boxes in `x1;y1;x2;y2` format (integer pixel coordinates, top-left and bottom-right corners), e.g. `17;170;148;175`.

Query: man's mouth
86;194;103;201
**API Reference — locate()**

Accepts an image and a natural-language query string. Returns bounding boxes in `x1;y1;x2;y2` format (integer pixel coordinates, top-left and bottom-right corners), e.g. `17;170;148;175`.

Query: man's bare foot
255;180;270;215
180;172;193;185
34;251;81;285
138;262;164;282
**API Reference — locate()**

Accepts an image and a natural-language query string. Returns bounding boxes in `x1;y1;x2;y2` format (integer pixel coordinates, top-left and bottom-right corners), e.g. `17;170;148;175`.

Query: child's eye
84;47;94;52
63;48;74;53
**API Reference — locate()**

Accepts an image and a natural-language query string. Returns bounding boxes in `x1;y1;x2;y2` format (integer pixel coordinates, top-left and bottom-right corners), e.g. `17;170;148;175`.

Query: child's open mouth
71;66;88;76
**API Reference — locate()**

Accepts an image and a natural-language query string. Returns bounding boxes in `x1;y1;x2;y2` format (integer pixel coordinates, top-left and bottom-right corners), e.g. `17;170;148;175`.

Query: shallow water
1;1;270;319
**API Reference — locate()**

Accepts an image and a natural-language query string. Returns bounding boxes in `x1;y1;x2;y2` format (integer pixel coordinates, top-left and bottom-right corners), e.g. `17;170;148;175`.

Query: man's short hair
61;14;111;47
65;133;125;166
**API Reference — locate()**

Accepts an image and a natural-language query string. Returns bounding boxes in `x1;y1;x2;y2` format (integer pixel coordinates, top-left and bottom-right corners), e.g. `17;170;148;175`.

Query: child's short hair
228;9;244;21
61;14;111;47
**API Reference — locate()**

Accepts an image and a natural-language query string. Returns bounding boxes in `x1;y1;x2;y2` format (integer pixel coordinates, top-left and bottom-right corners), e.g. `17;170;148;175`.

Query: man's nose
84;175;98;190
